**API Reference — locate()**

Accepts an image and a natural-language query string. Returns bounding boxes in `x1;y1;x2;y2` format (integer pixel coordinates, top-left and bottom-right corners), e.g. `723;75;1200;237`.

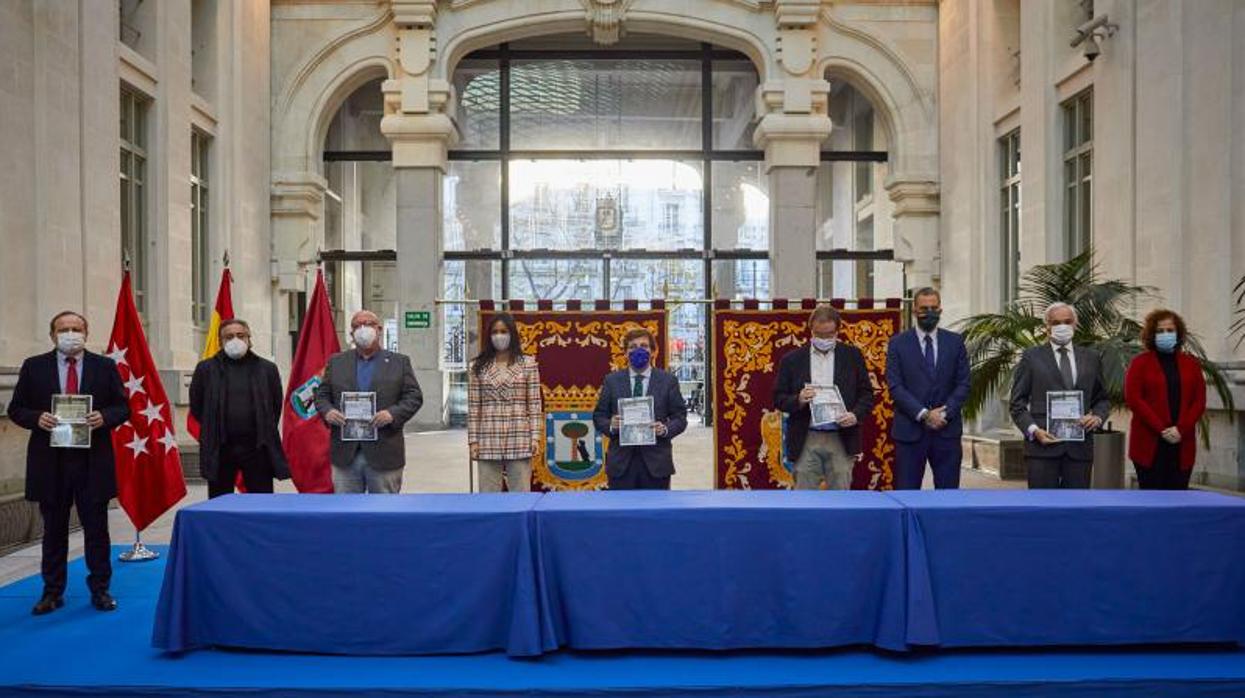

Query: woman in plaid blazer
468;313;543;492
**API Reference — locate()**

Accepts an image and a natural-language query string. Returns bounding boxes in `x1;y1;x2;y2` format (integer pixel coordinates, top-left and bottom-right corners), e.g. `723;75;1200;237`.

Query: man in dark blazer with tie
886;288;971;489
773;305;875;490
8;311;130;615
316;310;423;493
1010;302;1111;488
593;327;688;490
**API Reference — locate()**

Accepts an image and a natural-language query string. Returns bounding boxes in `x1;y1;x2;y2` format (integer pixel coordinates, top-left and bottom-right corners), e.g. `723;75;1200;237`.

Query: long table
892;489;1245;648
152;490;1245;657
152;493;550;656
535;490;917;651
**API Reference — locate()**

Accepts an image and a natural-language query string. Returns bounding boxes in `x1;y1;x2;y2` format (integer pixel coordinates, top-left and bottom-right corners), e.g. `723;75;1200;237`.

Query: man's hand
798;386;816;406
470;442;480;459
1161;426;1182;444
37;412;58;431
610;414;622;432
531;436;543;453
324;409;346;427
1079;414;1103;431
925;406;948;430
372;409;394;428
836;412;858;428
85;411;105;429
654;421;668;437
1034;428;1059;446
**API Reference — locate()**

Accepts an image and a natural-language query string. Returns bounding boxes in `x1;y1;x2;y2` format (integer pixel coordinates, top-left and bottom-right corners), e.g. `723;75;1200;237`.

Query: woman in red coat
1123;309;1207;489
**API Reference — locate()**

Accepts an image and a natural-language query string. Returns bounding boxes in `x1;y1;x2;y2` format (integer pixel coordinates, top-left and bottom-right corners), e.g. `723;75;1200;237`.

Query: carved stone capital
885;180;941;217
391;0;437;27
581;0;634;45
270;173;327;220
753;112;831;170
774;0;822;28
381;112;458;170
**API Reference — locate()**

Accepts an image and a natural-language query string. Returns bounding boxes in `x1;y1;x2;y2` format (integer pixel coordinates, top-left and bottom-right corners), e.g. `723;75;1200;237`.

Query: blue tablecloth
888;490;1245;647
152;493;550;656
534;490;917;651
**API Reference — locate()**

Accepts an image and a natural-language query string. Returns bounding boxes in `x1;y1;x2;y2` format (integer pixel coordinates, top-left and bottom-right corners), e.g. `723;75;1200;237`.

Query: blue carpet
1;548;1245;697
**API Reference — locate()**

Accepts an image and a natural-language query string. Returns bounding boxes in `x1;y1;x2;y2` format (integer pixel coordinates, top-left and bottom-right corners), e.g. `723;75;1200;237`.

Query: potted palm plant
957;251;1233;484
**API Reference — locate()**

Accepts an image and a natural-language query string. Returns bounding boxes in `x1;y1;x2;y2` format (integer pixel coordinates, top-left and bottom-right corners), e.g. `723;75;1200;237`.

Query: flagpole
119;527;159;562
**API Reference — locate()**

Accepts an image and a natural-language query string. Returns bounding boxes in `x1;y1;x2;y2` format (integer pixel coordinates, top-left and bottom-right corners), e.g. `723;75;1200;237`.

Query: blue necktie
923;335;936;375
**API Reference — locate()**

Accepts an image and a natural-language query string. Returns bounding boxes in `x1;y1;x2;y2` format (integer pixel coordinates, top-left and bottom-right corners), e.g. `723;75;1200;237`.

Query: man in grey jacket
1010;302;1110;489
315;310;423;493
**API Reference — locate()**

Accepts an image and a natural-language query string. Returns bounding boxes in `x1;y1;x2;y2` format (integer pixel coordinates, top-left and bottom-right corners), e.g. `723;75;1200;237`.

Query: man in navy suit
885;288;971;489
773;305;875;490
593;328;688;490
8;311;130;615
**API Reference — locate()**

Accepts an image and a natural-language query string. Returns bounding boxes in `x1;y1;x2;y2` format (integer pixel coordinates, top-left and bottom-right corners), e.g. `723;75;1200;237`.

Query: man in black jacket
189;318;291;497
9;311;130;615
773;305;875;490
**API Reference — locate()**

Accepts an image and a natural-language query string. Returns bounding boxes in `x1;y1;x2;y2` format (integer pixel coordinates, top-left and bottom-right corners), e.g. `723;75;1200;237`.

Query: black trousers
208;444;276;499
608;465;671;490
39;457;111;597
1026;456;1092;489
1134;458;1191;490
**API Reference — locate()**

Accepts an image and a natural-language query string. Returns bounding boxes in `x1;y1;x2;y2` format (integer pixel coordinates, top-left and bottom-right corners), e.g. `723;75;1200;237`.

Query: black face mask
916;312;940;332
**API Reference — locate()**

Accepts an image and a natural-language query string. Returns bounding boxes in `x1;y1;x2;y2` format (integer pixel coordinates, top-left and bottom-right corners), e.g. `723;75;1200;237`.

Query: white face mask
811;336;836;353
1049;324;1075;346
223;338;248;360
353;325;378;349
491;333;511;351
56;331;85;355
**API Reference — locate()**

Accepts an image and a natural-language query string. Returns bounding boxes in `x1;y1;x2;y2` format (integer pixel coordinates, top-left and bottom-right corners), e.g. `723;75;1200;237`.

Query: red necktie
66;357;79;395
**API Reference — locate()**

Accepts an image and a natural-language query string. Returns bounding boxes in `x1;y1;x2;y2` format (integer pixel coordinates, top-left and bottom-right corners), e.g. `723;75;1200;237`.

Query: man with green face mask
885;288;971;489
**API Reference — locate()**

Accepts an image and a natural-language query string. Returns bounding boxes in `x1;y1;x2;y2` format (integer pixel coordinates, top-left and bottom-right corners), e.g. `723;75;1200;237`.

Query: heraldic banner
479;303;668;491
713;301;902;490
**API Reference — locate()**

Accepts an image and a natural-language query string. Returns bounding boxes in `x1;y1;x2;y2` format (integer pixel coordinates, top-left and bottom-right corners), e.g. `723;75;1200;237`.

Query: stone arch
436;6;777;84
272;15;394;177
818;32;937;181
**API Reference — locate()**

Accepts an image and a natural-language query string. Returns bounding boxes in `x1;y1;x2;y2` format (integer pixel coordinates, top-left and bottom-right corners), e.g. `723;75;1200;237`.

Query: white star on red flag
139;401;165;424
158;431;179;452
107;346;128;367
125;432;149;457
123;374;146;397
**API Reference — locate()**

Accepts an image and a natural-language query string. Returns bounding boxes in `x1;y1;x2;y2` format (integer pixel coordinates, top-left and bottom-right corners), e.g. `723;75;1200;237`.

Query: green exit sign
404;311;431;329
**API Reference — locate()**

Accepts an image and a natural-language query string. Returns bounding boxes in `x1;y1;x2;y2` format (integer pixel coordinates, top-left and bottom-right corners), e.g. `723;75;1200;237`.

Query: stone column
755;108;831;300
886;180;941;293
381;0;457;429
755;2;832;300
270;173;328;368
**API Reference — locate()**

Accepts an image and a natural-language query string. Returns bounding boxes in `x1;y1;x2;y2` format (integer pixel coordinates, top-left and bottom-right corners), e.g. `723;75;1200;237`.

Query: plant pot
1091;430;1126;489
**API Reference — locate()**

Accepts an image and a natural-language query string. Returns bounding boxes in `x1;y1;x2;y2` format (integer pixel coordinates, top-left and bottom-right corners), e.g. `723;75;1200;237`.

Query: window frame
1062;89;1093;258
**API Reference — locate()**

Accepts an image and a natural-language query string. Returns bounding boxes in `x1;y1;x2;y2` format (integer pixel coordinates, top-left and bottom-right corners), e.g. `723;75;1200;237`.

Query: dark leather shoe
90;591;117;611
31;593;64;615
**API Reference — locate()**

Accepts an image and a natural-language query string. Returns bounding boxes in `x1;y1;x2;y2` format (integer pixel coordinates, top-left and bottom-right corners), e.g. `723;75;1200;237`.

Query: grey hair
1043;302;1079;324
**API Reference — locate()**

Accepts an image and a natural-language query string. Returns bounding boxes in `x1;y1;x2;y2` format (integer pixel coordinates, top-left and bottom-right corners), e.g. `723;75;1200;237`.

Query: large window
816;81;899;299
191;129;211;331
438;39;770;396
1000;129;1021;306
1063;89;1092;257
120;87;149;315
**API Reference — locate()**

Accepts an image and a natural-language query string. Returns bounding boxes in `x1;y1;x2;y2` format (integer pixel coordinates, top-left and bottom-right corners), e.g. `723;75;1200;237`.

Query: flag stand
118;530;160;562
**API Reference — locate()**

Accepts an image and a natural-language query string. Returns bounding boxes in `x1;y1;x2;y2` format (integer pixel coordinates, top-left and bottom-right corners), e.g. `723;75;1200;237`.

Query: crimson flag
282;270;340;492
186;268;234;439
107;272;188;531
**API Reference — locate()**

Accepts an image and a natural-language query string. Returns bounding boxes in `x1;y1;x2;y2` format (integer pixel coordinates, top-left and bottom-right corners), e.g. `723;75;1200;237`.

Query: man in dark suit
886;288;971;489
8;311;130;615
189;318;291;497
316;310;423;493
593;327;688;490
1010;302;1111;488
773;305;875;490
